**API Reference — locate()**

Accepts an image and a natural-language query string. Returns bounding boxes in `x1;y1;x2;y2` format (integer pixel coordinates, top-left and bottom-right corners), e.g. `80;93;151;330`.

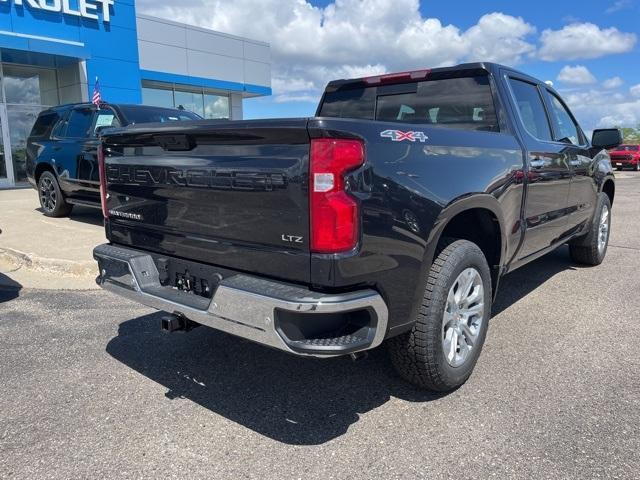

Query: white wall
136;14;271;92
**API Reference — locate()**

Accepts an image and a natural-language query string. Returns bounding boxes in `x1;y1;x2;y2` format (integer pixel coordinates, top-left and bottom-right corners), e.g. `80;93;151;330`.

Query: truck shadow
493;245;576;316
0;273;22;304
106;314;443;446
34;206;104;227
105;245;577;446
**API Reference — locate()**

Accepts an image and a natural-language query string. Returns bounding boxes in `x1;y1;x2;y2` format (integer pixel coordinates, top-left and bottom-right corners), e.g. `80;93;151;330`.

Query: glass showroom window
174;89;205;118
142;82;230;119
0;63;60;183
2;64;59;106
204;94;229;119
142;85;174;110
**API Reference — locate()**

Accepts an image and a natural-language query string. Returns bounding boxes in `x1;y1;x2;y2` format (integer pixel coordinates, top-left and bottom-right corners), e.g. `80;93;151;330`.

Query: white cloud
602;76;624;89
137;0;535;100
136;1;639;130
561;88;640;129
606;0;633;14
557;65;597;85
538;23;637;61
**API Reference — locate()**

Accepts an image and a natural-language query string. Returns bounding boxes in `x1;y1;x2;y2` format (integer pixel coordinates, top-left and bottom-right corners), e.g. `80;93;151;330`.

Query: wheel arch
34;162;57;184
424;195;507;296
601;177;615;206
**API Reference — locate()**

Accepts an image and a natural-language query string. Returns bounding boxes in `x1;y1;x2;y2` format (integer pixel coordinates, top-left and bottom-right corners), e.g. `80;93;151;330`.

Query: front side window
508;78;552;142
544;91;582;145
64;108;94;138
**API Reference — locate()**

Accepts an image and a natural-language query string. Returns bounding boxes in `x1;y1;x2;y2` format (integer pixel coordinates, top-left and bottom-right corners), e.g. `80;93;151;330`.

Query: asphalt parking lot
1;176;639;479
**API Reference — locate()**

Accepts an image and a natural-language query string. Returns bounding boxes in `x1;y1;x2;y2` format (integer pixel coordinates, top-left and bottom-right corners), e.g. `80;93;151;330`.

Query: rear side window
30;112;60;138
64;108;94;138
508;79;552;141
319;75;499;132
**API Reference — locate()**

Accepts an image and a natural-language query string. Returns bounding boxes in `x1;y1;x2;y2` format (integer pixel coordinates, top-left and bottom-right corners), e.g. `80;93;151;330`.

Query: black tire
569;193;611;266
38;171;73;218
388;239;492;392
616;167;622;171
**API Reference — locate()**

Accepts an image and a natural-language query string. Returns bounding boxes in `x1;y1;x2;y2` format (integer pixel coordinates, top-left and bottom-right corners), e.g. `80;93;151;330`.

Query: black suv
26;103;201;217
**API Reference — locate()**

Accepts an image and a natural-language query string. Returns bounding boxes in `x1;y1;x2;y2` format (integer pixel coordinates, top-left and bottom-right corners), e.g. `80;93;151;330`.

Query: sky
137;0;640;132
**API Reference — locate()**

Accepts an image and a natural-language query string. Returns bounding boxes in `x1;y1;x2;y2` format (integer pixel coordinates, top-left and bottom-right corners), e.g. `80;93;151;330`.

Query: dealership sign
0;0;114;23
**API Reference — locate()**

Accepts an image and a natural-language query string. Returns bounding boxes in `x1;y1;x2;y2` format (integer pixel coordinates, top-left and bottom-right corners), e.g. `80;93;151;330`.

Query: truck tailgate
101;120;311;284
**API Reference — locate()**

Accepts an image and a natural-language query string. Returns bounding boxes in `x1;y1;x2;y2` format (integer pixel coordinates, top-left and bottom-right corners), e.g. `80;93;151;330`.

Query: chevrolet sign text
0;0;114;23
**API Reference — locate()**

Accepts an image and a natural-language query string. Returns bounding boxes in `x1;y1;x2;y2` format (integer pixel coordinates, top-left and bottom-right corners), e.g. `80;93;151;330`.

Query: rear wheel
38;171;73;218
569;193;611;266
388;239;491;391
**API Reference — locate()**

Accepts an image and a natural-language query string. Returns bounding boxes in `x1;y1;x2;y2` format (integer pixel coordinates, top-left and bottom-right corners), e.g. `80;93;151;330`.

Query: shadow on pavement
493;245;576;316
0;272;22;304
106;245;577;445
106;314;444;445
35;206;104;227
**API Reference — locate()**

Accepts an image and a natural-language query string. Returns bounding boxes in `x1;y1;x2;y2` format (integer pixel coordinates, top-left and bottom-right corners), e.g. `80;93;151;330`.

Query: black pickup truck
93;63;620;391
26;103;200;217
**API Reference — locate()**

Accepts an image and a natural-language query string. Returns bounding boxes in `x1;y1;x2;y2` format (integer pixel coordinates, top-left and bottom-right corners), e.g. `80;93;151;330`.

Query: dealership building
0;0;272;188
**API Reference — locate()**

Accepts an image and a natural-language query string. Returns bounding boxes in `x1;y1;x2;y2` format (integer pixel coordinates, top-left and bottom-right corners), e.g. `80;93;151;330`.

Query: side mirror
592;128;623;150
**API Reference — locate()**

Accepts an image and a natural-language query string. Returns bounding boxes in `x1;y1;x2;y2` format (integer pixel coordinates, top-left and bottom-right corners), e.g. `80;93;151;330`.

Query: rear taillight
98;144;109;218
310;138;365;253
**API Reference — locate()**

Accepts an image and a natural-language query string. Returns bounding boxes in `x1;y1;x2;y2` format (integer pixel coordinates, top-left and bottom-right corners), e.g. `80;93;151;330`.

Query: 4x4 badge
380;130;429;143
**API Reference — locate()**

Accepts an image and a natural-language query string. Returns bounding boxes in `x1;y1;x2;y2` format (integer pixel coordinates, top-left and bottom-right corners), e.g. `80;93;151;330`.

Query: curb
0;247;96;277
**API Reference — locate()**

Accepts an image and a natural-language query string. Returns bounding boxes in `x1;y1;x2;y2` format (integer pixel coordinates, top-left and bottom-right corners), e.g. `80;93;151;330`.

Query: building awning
140;69;272;97
0;30;91;60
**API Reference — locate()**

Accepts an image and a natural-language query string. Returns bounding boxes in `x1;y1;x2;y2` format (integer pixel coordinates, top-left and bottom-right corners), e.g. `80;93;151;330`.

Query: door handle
530;158;545;169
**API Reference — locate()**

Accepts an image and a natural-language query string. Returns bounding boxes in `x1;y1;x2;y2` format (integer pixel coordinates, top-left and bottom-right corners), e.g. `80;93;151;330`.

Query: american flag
92;78;102;106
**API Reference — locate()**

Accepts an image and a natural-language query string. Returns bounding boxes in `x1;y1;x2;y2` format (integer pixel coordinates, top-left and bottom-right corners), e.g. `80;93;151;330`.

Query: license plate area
151;254;235;300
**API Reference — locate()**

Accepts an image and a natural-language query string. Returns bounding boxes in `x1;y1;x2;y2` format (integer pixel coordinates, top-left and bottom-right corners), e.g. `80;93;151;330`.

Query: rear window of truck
319;75;499;132
118;106;202;125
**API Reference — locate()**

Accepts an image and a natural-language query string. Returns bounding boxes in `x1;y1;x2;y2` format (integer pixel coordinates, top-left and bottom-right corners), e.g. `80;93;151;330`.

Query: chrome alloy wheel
442;268;485;368
40;177;57;213
597;205;610;255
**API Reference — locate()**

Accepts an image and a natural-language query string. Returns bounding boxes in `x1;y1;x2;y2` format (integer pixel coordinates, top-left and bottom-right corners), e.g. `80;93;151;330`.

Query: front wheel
388;239;492;391
38;171;73;218
569;193;611;266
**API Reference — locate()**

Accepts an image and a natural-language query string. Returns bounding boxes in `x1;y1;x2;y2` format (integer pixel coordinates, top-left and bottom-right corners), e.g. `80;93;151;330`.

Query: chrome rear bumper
93;244;389;357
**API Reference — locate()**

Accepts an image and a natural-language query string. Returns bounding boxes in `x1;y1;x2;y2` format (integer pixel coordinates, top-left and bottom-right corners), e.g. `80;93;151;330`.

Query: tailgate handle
155;134;194;151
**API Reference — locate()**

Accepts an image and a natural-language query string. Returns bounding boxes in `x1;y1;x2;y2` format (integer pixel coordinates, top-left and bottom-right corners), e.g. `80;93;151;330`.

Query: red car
609;144;640;171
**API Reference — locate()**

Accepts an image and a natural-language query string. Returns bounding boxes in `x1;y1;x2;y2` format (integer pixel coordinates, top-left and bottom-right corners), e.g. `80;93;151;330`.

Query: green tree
621;126;640;143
